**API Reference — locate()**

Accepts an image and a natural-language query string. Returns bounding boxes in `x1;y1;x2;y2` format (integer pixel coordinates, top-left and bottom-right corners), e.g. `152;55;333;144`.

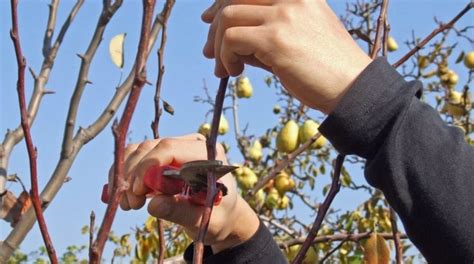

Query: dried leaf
0;190;31;227
163;100;174;115
362;233;390;264
109;33;126;69
348;29;373;45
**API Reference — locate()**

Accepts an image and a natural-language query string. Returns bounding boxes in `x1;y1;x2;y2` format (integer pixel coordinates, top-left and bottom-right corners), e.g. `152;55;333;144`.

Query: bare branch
0;6;166;263
0;0;83;210
89;0;156;262
280;231;408;248
193;77;230;263
370;0;389;59
9;0;58;262
291;155;344;264
390;207;404;264
393;2;473;68
42;0;59;57
151;0;175;139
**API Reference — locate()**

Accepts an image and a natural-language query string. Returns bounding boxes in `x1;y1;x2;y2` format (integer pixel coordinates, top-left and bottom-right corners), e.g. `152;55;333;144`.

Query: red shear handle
101;165;224;206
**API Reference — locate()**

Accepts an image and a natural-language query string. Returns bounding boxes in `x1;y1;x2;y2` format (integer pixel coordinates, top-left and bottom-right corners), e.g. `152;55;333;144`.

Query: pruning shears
101;160;238;206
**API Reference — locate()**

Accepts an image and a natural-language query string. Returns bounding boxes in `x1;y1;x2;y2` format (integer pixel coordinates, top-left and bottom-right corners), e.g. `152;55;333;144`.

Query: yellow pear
265;188;280;209
236;76;253;98
277;120;299;153
285;245;318;263
248;140;263;162
277;195;290;210
418;56;430;69
387;36;398;52
248;189;265;208
298;120;327;149
274;171;295;194
441;90;469;117
198;123;211;137
464;51;474;69
218;115;229;135
109;33;126;69
237;167;258;190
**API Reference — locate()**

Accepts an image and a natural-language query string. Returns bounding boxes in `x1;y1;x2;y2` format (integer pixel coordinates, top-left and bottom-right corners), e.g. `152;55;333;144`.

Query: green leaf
361;233;390;264
455;51;465;64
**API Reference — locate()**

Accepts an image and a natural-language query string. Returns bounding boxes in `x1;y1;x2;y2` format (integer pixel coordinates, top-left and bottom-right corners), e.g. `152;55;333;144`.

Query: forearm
320;58;474;263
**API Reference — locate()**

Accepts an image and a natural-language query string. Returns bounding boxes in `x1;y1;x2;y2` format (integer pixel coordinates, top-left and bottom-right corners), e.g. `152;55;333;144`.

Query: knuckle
220;5;235;22
135;140;154;153
222;27;238;44
156;138;174;151
216;143;226;155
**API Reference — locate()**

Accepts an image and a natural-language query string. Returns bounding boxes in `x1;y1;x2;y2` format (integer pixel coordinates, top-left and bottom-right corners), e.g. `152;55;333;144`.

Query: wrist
211;197;260;253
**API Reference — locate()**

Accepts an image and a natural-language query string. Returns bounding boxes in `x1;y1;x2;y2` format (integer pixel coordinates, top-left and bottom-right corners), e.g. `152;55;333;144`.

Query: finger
148;195;202;227
124;140;155;209
220;26;270;76
214;5;270;77
201;0;224;23
133;138;227;195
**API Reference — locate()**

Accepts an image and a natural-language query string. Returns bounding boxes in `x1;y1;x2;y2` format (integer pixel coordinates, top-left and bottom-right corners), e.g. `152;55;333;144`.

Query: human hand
202;0;372;114
107;133;260;253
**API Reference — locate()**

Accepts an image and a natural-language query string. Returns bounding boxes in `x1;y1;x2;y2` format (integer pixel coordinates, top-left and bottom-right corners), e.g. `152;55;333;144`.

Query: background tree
1;0;472;263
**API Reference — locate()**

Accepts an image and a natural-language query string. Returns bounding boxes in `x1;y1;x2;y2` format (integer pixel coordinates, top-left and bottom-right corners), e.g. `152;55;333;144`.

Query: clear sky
1;0;472;261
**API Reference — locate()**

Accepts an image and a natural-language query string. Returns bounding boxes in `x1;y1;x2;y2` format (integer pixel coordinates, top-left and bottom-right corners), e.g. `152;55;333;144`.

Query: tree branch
151;0;175;139
42;0;59;57
0;0;83;209
246;132;323;199
280;231;408;248
9;0;58;262
291;155;344;264
393;1;473;68
0;6;166;263
193;77;229;263
370;0;389;59
89;0;156;262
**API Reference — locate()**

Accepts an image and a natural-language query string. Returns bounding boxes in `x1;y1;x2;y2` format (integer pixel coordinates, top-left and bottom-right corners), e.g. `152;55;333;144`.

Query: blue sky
1;0;473;261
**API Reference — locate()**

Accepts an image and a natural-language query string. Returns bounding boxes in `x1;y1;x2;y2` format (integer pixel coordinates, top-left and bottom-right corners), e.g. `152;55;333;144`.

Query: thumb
147;194;203;228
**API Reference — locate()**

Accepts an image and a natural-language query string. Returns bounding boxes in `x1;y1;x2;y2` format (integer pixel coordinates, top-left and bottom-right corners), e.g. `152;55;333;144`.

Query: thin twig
291;155;344;264
157;218;166;264
89;211;95;250
390;207;404;264
9;0;58;263
89;0;156;262
42;0;59;57
393;2;473;68
370;0;389;59
193;77;230;264
151;0;175;139
320;237;350;263
246;132;323;199
280;232;408;248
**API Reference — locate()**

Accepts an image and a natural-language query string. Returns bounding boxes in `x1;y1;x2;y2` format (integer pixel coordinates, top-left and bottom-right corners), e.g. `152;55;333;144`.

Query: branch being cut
246;132;323;199
393;1;473;68
9;0;58;262
291;155;344;264
193;77;230;264
89;0;156;262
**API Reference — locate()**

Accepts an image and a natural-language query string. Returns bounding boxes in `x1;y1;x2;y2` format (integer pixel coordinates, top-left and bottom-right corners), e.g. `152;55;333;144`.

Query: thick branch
246;132;323;199
61;0;122;159
291;155;344;264
370;0;389;59
89;0;156;262
193;77;230;263
393;2;473;68
9;0;58;262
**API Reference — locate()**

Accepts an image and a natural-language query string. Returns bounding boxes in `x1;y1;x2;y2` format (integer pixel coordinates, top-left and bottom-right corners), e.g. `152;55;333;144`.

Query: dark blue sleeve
319;58;474;263
184;220;287;264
